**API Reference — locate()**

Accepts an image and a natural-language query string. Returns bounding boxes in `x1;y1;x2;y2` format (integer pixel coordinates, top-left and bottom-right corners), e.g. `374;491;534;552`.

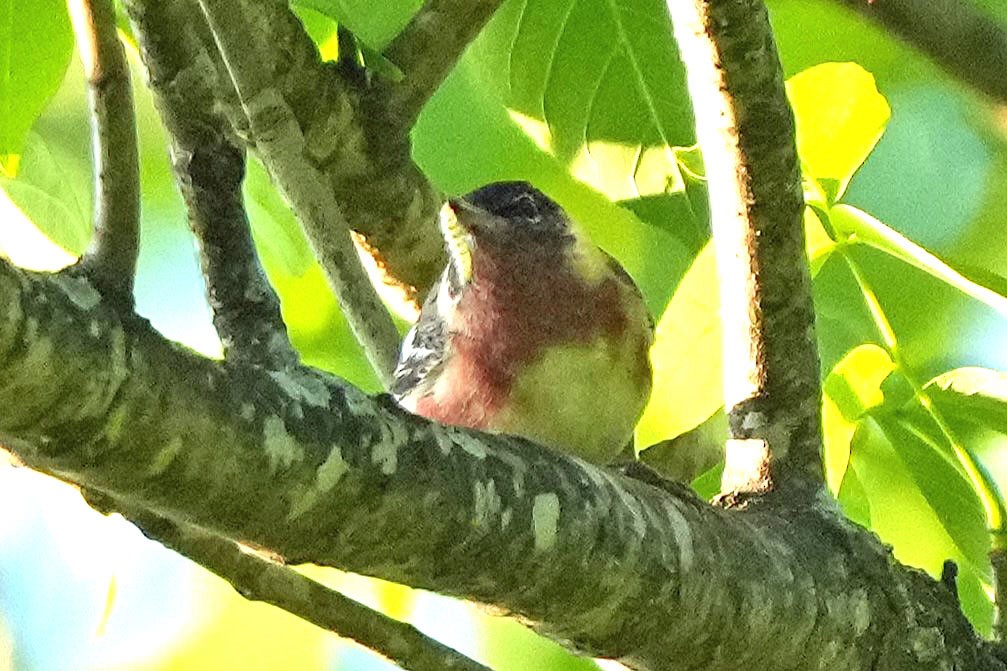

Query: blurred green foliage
2;0;1007;668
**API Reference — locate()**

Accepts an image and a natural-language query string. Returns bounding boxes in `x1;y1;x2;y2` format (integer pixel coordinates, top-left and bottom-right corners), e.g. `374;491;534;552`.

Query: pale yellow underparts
493;334;647;464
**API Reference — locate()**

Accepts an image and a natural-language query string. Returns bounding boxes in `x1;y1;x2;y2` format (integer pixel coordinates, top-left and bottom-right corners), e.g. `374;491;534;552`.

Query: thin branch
832;0;1007;104
994;548;1007;643
667;0;823;501
1;260;1001;670
379;0;506;129
195;0;402;387
116;8;473;665
122;0;296;368
94;502;490;671
174;0;445;307
67;0;140;302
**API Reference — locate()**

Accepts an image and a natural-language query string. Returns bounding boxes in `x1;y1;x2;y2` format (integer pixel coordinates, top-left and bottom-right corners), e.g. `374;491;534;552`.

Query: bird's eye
500;194;539;221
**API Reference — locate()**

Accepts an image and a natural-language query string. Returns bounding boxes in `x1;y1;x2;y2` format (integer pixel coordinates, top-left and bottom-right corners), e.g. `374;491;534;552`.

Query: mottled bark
669;0;822;501
0;261;998;671
122;0;295;369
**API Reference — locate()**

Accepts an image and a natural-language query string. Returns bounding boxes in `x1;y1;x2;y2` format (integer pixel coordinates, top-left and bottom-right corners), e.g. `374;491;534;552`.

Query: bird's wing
392;275;450;402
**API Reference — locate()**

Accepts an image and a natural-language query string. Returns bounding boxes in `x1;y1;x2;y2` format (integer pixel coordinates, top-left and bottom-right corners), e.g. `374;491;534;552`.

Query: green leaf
831;204;1007;316
835;466;870;527
639;409;726;483
691;461;724;501
926;367;1007;526
460;0;704;248
291;0;422;49
805;206;835;275
848;418;991;630
822;344;895;494
871;410;991;580
244;158;315;277
636;241;721;446
0;0;73;174
1;129;92;253
928;368;1007;435
785;62;890;203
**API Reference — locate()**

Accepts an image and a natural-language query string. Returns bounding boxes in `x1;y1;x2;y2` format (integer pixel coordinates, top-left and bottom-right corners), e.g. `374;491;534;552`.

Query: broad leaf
0;0;73;175
871;410;991;580
848;418;991;630
831;204;1007;316
461;0;703;247
636;241;720;446
822;344;895;494
1;130;91;253
786;62;890;203
244;158;315;277
928;367;1007;435
291;0;421;48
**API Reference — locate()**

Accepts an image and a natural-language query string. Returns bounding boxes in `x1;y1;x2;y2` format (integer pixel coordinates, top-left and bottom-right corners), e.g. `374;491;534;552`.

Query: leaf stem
840;248;1006;541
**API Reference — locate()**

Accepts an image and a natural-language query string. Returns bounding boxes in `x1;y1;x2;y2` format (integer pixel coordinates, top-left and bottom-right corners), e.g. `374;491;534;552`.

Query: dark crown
461;181;567;235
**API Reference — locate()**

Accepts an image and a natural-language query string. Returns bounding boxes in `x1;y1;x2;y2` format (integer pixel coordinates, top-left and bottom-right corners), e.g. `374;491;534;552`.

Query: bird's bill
444;197;501;237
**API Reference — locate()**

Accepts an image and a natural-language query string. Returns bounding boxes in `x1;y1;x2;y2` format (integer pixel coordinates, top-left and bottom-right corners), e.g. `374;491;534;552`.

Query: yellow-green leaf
637;241;721;446
786;62;891;203
831;204;1007;316
0;0;73;174
822;344;895;493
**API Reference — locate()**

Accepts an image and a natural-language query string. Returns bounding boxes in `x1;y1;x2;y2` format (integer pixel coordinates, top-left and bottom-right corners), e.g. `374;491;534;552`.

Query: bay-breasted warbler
393;181;653;464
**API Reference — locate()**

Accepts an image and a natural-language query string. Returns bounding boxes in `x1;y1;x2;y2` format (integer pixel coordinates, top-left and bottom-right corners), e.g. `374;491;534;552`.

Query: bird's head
439;181;578;288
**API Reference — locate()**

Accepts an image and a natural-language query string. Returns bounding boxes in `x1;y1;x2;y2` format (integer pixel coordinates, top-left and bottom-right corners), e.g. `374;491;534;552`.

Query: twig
667;0;823;501
80;493;492;671
122;0;296;368
195;0;402;386
379;0;506;128
67;0;140;303
832;0;1007;104
993;548;1007;643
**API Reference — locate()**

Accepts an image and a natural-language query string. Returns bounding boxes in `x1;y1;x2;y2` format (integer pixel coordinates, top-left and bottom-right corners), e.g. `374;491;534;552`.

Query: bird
392;181;653;464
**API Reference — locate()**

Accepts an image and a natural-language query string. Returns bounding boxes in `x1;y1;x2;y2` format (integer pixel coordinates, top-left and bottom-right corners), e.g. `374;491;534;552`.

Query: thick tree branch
101;504;490;671
122;0;296;368
195;0;401;386
130;0;446;306
378;0;506;129
833;0;1007;104
118;8;480;663
668;0;822;501
0;260;1000;670
68;0;140;302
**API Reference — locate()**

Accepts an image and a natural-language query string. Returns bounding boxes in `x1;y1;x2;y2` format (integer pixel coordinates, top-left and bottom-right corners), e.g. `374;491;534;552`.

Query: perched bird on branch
393;181;653;464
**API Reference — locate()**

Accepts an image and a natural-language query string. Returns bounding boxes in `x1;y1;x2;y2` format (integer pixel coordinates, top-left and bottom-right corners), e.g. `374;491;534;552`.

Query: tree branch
668;0;822;501
99;9;480;662
994;548;1007;643
132;0;445;306
832;0;1007;104
194;0;401;386
68;0;140;302
378;0;506;129
122;0;296;368
0;260;1000;670
97;503;490;671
